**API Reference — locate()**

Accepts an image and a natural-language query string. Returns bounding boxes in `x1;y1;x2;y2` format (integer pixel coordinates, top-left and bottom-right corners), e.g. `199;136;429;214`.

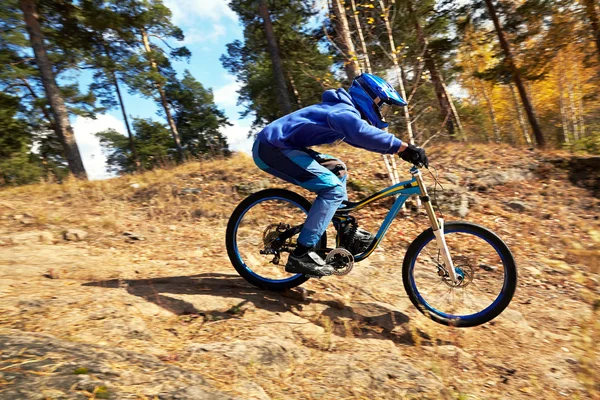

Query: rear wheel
226;189;326;291
402;222;517;327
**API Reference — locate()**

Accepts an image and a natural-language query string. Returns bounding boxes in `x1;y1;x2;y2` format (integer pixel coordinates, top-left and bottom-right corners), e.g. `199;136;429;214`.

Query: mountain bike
226;165;517;327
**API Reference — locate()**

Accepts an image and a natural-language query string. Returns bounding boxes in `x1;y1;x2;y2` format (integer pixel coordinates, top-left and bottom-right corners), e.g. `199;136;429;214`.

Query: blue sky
73;0;253;179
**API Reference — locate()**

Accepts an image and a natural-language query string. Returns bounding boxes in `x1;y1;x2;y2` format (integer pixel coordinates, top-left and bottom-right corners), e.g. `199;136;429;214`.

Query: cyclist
252;73;428;277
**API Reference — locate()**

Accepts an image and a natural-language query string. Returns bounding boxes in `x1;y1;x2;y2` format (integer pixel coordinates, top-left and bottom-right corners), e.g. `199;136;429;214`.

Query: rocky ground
0;143;598;399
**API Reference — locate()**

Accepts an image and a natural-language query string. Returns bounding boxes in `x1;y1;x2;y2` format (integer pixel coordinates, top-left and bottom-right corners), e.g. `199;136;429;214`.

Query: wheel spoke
407;225;516;326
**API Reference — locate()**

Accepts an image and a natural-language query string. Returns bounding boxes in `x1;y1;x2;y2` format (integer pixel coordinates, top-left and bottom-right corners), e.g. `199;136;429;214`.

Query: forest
1;0;599;185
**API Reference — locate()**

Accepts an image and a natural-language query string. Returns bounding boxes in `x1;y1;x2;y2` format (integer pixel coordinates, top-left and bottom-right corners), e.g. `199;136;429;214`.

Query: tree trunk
509;83;532;146
19;77;56;131
349;0;371;74
583;0;600;65
567;79;580;141
287;71;302;108
111;69;140;169
141;28;184;161
379;0;414;145
19;0;87;179
484;0;545;147
407;0;465;141
480;81;500;142
331;0;360;80
104;44;140;170
257;0;293;114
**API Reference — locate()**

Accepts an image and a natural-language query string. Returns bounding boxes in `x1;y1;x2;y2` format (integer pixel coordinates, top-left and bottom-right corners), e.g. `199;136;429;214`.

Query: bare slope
0;143;598;399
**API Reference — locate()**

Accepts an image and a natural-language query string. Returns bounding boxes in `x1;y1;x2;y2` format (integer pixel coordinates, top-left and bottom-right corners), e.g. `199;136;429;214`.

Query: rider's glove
399;144;428;168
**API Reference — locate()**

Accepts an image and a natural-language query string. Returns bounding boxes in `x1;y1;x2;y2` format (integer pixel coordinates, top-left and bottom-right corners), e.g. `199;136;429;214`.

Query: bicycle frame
336;166;458;282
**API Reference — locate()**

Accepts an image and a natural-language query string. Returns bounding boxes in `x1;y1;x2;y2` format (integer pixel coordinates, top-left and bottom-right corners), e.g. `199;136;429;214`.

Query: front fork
412;168;458;283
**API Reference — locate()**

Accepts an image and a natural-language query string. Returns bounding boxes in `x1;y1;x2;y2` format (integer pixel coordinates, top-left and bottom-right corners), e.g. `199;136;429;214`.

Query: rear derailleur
260;223;301;265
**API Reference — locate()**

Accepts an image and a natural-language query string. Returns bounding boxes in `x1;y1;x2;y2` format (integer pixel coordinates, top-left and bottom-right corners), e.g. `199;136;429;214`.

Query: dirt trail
0;144;598;399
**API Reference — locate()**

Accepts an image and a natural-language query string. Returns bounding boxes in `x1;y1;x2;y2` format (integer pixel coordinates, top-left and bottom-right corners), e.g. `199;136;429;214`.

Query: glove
399;144;428;168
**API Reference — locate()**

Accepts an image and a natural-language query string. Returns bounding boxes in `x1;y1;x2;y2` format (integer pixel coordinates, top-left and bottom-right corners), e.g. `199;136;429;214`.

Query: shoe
285;251;335;276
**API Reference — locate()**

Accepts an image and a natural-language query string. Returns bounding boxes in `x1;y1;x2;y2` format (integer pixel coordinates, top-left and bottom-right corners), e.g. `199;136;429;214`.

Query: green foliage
97;118;174;173
222;0;336;129
165;70;230;156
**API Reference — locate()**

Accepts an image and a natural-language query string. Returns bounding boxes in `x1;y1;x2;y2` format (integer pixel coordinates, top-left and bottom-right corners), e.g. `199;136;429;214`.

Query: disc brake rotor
441;256;475;288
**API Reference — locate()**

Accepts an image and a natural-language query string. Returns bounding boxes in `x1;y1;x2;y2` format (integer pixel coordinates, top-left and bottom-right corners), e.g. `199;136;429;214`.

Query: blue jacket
256;89;402;154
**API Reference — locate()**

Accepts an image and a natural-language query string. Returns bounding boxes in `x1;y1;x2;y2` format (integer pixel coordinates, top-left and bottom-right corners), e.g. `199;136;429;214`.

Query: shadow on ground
83;273;427;345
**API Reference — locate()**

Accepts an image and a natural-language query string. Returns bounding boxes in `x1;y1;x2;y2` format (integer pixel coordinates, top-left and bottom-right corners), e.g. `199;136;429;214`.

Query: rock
187;337;307;371
505;200;529;212
525;266;543;277
123;231;145;241
130;183;141;189
234;180;270;195
8;231;54;245
458;193;470;217
324;354;446;396
444;172;460;185
231;382;271;400
64;229;88;241
474;168;533;190
181;188;202;195
0;330;236;400
431;184;476;217
349;301;410;332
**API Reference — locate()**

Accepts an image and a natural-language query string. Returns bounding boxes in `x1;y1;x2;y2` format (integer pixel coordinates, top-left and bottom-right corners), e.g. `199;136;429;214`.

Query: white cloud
221;119;253;154
213;76;240;108
183;24;226;45
72;114;125;180
164;0;238;26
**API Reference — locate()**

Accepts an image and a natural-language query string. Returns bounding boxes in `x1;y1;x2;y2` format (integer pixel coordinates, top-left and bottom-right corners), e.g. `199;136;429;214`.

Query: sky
72;0;253;179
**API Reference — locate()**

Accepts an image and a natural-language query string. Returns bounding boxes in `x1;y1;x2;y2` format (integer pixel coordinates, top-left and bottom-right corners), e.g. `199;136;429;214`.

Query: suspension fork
412;169;458;283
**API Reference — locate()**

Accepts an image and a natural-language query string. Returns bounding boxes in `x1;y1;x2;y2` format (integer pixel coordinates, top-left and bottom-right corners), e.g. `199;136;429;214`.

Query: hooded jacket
256;88;402;154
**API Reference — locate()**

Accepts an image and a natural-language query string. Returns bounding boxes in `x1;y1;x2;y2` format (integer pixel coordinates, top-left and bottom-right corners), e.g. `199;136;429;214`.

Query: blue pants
252;140;347;248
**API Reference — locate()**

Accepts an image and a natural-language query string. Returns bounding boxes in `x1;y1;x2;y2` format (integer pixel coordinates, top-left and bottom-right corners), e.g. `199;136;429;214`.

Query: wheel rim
409;228;510;322
233;196;307;283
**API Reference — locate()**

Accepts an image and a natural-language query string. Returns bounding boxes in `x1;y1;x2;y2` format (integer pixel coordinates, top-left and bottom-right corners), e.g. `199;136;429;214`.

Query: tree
483;0;545;147
582;0;600;64
165;70;230;156
97;118;174;173
406;0;465;141
223;0;335;128
18;0;87;178
257;0;293;114
330;0;360;80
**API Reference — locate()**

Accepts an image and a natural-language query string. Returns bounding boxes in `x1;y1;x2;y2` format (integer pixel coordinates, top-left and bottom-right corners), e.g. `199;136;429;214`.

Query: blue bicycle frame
334;168;421;262
334;166;459;282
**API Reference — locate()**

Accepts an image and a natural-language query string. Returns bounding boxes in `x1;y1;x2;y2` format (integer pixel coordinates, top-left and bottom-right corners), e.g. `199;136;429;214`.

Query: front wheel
403;222;517;327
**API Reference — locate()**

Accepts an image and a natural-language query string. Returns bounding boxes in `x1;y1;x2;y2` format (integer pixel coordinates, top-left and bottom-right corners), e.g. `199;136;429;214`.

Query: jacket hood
322;88;355;107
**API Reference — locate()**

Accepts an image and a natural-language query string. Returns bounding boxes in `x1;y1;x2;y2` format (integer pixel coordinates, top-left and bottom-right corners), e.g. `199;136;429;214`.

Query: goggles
373;99;392;122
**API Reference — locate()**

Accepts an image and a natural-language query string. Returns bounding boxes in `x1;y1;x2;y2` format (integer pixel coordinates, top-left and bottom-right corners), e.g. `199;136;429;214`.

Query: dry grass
0;143;599;399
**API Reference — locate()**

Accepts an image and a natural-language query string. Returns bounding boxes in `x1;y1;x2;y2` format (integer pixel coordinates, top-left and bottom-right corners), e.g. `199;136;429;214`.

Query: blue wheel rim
409;228;509;322
233;196;305;283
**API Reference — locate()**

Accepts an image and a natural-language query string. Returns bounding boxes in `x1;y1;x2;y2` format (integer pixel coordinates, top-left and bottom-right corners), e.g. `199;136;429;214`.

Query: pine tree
257;0;293;114
18;0;88;178
165;70;230;157
223;0;335;128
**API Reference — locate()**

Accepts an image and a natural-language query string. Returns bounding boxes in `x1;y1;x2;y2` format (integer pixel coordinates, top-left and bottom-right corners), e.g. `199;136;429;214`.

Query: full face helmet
348;73;407;129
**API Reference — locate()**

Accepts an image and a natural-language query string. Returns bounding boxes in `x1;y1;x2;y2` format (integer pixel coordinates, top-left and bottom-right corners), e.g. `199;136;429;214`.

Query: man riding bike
252;73;428;277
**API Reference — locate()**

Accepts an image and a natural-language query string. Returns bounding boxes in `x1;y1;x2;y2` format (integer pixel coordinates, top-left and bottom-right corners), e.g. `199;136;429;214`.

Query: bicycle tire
402;221;517;327
226;188;325;291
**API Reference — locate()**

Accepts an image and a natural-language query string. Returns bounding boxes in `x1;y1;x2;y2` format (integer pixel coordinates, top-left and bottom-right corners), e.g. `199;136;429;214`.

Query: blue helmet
348;73;407;129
